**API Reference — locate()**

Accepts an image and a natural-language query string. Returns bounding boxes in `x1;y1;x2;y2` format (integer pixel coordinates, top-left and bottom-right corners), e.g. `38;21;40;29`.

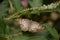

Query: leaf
11;35;29;40
55;4;60;13
11;0;23;12
0;0;10;37
28;30;48;40
29;36;47;40
28;0;43;7
0;17;6;37
43;24;59;40
0;0;9;17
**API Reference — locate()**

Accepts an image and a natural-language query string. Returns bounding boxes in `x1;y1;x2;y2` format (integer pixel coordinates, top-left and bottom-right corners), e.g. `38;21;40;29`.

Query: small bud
43;5;47;9
21;0;28;7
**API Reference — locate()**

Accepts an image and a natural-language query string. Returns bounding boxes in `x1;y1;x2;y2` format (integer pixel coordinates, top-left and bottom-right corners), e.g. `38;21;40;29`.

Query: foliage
43;24;59;40
0;0;9;17
0;0;60;40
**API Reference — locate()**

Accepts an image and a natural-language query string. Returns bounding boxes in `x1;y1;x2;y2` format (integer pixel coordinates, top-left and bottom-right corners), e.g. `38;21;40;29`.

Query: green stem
4;1;60;20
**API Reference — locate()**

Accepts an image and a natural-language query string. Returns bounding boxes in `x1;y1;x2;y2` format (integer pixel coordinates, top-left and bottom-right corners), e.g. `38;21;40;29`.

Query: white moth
16;18;45;32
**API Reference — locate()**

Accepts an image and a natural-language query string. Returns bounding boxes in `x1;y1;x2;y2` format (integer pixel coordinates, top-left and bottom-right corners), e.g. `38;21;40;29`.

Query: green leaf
11;35;29;40
29;36;47;40
0;18;6;37
28;0;43;7
55;4;60;13
0;0;9;17
28;30;48;40
43;24;59;40
11;0;23;12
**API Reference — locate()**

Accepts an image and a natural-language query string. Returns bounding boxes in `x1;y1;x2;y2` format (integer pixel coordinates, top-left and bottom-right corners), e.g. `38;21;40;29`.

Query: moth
16;18;45;32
